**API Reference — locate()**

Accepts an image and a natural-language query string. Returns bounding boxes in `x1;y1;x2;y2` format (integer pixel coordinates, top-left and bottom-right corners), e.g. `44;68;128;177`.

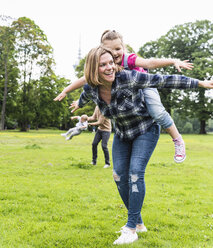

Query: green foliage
125;44;135;53
138;20;213;133
0;130;213;247
75;57;86;78
0;18;19;130
29;75;71;129
11;17;55;131
183;122;193;134
1;16;98;132
208;119;213;132
12;17;55;78
2;18;213;133
172;110;200;134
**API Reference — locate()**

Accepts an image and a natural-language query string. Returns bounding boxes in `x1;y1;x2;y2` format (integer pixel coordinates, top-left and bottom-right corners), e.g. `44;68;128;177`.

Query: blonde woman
70;46;213;245
55;30;193;163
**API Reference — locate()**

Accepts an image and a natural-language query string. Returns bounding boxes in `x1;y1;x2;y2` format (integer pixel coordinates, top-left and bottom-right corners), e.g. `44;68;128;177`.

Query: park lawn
0;130;212;248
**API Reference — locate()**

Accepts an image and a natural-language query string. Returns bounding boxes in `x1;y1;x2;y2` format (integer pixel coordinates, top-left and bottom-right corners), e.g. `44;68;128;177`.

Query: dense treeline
0;17;212;133
0;16;94;131
138;20;213;134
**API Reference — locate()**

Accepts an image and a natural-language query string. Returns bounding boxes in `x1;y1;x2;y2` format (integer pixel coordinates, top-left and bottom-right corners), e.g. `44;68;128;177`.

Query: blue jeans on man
92;129;111;165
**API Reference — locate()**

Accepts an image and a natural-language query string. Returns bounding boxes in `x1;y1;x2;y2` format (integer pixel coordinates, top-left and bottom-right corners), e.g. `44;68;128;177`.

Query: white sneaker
113;226;138;245
61;133;67;137
103;164;110;168
136;225;147;233
173;136;186;163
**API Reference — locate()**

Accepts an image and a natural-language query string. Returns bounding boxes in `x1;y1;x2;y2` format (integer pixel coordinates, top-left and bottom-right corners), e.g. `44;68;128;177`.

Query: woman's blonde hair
84;46;119;87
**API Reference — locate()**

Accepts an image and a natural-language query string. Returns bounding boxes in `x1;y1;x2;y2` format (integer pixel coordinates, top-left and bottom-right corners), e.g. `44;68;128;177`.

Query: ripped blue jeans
112;123;160;229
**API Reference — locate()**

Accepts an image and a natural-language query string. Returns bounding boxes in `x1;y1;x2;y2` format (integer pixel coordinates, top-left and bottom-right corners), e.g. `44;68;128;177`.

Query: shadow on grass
150;162;174;167
25;143;42;149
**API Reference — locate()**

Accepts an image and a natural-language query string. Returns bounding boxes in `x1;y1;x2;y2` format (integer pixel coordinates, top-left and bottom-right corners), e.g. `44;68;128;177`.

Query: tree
0;15;19;130
12;17;55;131
32;75;71;129
138;20;213;134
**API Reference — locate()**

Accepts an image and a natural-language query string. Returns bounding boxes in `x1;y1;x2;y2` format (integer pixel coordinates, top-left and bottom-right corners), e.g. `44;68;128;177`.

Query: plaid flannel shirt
79;70;198;141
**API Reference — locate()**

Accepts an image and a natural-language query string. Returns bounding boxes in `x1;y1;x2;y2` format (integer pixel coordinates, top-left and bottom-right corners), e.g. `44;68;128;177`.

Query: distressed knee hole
132;184;139;192
131;174;138;183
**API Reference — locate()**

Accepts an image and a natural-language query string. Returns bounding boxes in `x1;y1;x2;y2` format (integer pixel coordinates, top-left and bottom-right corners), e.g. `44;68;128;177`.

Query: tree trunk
199;120;206;134
0;55;8;130
20;82;28;132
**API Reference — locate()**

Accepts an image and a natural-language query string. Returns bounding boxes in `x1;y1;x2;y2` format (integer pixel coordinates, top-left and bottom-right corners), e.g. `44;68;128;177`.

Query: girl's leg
143;88;185;163
165;123;179;139
143;88;173;129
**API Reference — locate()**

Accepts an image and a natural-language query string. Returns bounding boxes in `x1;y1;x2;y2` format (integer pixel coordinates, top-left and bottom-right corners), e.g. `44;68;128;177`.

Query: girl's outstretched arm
54;76;86;101
135;57;193;72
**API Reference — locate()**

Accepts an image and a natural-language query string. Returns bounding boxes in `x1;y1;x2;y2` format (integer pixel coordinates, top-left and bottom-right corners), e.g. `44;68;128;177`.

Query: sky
1;0;213;80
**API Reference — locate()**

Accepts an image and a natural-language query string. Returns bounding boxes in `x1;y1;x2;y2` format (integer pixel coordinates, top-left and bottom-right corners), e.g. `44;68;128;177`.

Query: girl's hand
174;59;193;72
54;92;67;101
198;80;213;89
69;100;80;113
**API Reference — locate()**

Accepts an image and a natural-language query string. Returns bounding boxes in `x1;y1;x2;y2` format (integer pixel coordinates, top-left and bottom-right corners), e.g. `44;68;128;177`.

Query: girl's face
98;52;115;84
102;38;124;65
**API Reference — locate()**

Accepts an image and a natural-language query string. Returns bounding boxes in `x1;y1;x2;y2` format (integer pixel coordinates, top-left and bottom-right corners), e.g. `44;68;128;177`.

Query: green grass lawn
0;130;212;248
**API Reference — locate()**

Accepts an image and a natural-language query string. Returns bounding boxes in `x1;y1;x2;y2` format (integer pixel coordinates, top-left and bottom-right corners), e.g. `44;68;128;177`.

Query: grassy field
0;130;212;248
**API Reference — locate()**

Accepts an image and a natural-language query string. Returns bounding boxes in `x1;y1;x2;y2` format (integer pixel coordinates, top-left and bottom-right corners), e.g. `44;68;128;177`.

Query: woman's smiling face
98;52;116;84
